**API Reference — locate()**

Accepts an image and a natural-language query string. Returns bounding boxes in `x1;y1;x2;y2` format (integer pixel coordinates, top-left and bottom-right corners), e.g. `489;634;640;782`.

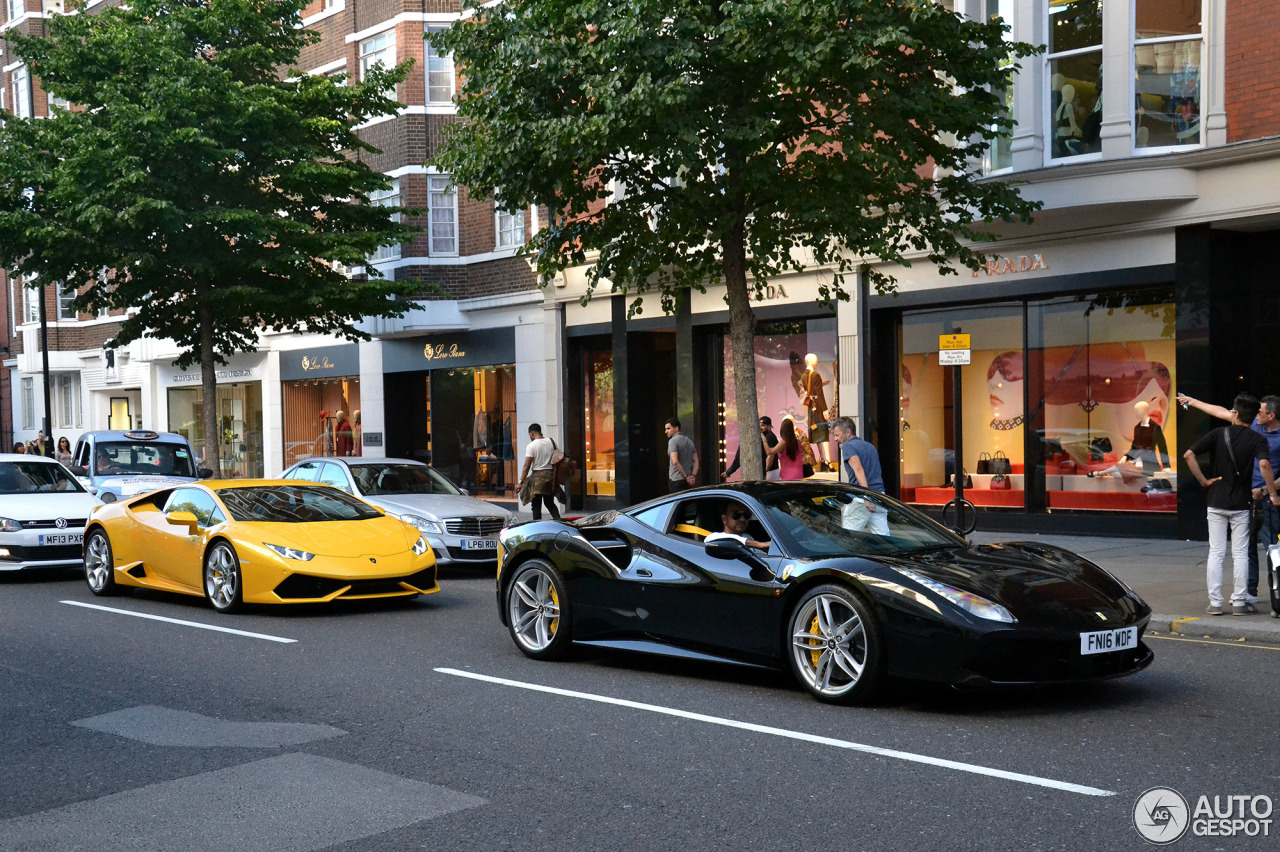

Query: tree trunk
722;220;764;481
198;298;221;478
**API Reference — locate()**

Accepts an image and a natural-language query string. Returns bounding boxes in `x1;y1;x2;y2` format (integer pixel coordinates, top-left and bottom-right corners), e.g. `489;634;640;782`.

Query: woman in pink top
766;418;807;480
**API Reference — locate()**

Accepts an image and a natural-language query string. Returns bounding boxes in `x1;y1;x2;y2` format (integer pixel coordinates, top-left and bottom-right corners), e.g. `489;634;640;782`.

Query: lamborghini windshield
756;486;964;558
217;485;382;523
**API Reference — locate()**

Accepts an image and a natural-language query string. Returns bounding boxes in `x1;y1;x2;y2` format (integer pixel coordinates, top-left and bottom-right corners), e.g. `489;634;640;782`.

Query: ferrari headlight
413;535;429;555
0;517;23;532
400;514;444;535
897;567;1016;623
264;542;316;561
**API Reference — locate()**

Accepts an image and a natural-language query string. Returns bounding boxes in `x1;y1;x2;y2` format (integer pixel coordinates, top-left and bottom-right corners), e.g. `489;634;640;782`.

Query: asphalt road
3;566;1279;852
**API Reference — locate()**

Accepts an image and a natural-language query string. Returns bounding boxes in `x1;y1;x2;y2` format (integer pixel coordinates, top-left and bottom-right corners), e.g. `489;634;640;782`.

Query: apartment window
425;25;455;105
21;378;34;430
56;374;82;428
56;281;77;320
359;32;396;100
368;179;402;262
48;93;71;111
7;0;24;23
495;202;526;249
984;0;1016;173
428;175;457;256
13;65;32;119
322;0;338;9
23;277;40;324
1134;0;1202;149
1046;0;1102;159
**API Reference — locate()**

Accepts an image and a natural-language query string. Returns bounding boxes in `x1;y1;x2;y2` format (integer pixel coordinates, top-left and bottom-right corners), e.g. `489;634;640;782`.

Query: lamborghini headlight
897;567;1015;623
400;514;445;535
412;535;429;555
264;542;316;561
0;517;23;532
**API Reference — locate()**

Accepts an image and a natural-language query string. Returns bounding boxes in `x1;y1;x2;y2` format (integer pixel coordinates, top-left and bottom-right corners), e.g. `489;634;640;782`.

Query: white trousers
1207;507;1251;607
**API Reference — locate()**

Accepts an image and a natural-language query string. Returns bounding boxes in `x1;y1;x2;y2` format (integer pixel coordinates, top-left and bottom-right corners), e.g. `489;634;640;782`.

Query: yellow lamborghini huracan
82;480;439;613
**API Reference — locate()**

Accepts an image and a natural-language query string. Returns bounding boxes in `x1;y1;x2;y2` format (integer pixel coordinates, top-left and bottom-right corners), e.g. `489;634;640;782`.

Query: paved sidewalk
969;530;1280;644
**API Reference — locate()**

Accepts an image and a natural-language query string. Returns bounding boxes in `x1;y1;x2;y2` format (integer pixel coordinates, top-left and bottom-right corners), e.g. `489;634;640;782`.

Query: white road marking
61;601;297;644
436;667;1115;797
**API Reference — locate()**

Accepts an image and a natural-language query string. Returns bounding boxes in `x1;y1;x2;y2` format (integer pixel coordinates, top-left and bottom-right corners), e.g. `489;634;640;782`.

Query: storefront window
429;364;516;498
282;377;362;468
723;318;838;480
1134;0;1202;149
900;305;1026;509
168;382;264;478
1047;0;1102;159
583;348;616;499
1030;289;1176;513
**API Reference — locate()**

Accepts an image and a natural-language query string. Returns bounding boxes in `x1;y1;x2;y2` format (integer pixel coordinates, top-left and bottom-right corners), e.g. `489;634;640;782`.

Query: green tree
429;0;1040;481
0;0;420;474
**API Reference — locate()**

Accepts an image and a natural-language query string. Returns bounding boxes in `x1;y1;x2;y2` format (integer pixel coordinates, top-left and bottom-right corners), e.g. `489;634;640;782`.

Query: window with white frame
55;281;77;320
13;65;32;119
428;175;457;256
1134;0;1202;149
984;0;1016;173
368;179;402;262
22;277;40;324
21;378;34;430
56;374;82;428
1046;0;1102;159
7;0;25;23
322;0;339;9
359;32;397;100
425;25;455;105
495;200;525;249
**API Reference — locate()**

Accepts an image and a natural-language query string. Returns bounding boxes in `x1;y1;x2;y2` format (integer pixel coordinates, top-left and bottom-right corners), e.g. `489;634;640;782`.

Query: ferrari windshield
349;463;461;497
216;485;382;523
756;487;964;558
93;441;197;478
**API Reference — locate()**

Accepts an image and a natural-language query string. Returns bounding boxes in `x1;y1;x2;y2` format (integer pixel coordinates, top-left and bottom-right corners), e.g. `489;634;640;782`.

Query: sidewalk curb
1149;612;1280;645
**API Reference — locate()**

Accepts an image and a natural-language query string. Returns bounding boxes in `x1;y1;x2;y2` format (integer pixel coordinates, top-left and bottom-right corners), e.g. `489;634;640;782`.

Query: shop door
624;332;677;504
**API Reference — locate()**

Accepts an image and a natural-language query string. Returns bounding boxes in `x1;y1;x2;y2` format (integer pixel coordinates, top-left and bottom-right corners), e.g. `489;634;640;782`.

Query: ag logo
1134;786;1189;844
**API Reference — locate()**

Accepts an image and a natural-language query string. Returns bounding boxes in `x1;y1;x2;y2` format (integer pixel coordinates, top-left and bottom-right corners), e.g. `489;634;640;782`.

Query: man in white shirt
704;501;770;551
518;423;560;520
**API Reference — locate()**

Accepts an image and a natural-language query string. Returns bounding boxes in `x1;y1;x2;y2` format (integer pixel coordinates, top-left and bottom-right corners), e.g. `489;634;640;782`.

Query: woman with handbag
765;418;807;480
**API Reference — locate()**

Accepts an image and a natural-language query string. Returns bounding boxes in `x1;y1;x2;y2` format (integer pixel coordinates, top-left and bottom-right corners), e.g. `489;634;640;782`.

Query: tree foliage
430;0;1040;481
0;0;419;472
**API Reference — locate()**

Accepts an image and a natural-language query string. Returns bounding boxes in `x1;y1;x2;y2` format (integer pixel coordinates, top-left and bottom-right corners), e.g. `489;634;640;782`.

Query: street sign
939;349;971;365
939;333;971;350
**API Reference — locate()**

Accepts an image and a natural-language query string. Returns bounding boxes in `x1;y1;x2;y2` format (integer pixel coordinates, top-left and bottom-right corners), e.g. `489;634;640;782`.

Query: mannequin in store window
353;410;362;457
334;410;354;456
799;353;832;470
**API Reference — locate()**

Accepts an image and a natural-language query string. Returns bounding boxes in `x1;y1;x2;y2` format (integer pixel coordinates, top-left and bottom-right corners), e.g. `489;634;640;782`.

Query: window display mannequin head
1134;400;1151;424
987;351;1024;429
804;353;818;371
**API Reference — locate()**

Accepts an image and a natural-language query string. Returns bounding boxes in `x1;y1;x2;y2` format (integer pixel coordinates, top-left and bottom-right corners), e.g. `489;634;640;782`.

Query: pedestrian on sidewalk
664;418;698;492
1183;394;1280;616
1179;393;1280;605
725;416;779;480
518;423;560;521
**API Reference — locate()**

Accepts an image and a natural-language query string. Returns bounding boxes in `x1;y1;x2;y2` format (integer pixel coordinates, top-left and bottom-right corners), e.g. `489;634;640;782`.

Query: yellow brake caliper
808;614;823;668
549;586;559;635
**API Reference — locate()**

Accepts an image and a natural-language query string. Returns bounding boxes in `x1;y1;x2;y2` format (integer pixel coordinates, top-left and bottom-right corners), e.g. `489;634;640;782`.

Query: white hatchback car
0;454;101;572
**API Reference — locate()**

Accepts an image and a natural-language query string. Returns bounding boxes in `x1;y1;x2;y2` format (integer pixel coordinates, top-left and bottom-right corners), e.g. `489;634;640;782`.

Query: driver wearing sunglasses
704;502;771;551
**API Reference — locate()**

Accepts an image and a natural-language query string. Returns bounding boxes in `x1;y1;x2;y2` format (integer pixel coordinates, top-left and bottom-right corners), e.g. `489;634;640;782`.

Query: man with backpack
1184;394;1280;615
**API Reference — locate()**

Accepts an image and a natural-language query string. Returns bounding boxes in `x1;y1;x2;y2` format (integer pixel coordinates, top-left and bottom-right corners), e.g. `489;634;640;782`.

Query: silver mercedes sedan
279;457;514;569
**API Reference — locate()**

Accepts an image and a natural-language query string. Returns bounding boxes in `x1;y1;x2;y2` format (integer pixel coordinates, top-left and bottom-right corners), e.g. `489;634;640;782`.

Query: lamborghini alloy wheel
204;541;244;614
787;584;884;704
84;529;119;596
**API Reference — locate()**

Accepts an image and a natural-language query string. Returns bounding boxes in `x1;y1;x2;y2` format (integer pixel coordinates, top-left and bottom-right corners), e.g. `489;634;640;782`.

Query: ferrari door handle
635;568;653;578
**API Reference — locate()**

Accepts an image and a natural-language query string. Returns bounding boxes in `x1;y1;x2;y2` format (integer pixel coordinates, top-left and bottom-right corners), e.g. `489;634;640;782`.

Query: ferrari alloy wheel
84;529;119;596
204;541;244;614
787;584;884;704
506;559;572;660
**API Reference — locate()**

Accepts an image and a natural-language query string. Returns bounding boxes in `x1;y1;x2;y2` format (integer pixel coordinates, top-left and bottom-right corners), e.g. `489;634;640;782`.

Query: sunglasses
728;511;750;520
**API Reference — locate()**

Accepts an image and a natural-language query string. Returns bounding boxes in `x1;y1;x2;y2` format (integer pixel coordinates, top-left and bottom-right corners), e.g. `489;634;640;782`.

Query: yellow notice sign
939;333;971;351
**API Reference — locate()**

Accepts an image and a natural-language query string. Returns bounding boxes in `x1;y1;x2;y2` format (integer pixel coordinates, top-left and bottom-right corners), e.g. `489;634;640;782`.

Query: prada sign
972;253;1049;277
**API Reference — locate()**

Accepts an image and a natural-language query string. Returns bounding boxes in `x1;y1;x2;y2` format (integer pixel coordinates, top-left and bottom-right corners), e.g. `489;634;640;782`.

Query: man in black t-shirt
1185;394;1280;616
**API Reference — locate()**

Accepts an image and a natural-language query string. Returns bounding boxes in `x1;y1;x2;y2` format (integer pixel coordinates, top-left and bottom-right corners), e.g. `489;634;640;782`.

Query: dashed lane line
436;667;1115;797
61;600;297;643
